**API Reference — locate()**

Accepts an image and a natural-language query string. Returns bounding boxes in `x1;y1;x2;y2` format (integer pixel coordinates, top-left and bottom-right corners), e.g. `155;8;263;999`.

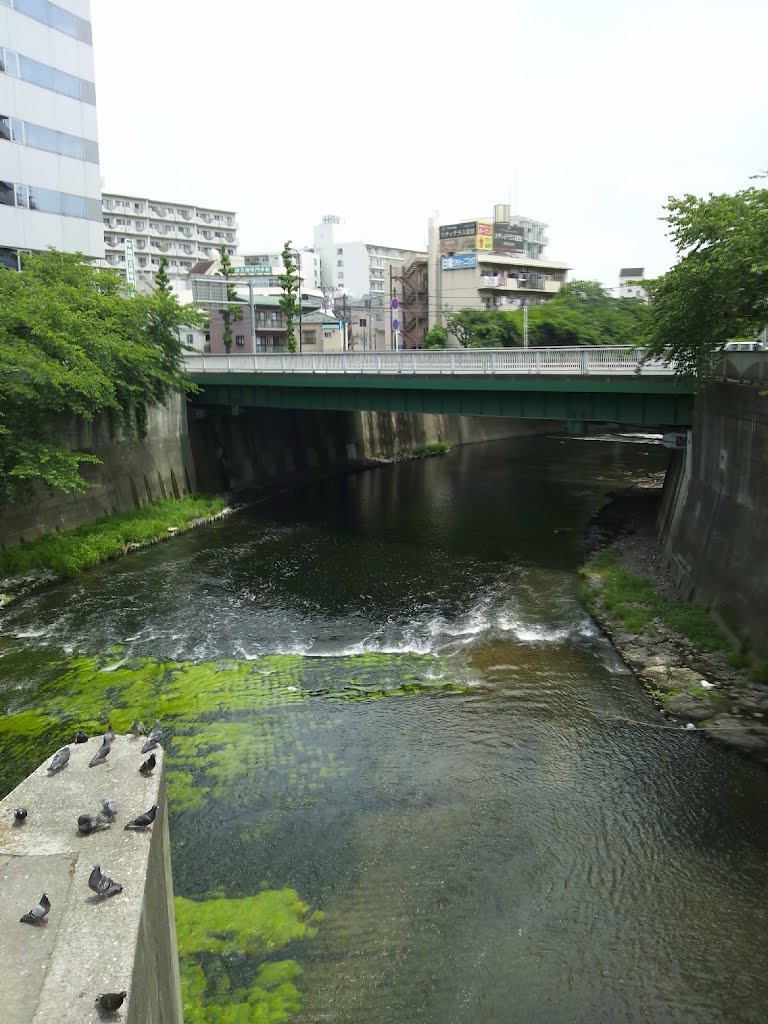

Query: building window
0;246;20;270
1;47;97;104
336;248;343;255
1;179;98;220
323;331;333;339
3;0;92;43
302;332;315;346
235;335;245;346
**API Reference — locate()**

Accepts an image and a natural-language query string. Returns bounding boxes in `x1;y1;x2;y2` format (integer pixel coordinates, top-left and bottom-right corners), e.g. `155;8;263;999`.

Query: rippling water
1;436;767;1024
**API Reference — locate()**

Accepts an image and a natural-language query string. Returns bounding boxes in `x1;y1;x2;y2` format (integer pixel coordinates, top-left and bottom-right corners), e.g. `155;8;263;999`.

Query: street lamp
287;247;302;352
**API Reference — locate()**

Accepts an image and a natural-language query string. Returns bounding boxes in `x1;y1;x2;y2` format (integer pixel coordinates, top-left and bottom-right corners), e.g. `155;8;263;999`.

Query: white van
723;341;767;352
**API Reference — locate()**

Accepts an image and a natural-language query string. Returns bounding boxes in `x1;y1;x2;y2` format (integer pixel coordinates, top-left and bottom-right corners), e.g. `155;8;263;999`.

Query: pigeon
88;864;123;899
140;723;161;754
124;804;158;830
78;813;110;835
14;807;28;823
700;680;716;690
89;739;111;768
20;893;50;926
74;731;89;744
95;991;126;1014
47;746;70;774
129;720;145;738
101;797;117;820
139;754;156;777
104;723;116;745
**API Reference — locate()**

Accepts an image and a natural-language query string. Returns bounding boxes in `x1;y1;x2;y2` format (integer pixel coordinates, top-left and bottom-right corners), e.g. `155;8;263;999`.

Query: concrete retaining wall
188;406;562;494
0;395;197;548
659;379;768;654
0;736;182;1024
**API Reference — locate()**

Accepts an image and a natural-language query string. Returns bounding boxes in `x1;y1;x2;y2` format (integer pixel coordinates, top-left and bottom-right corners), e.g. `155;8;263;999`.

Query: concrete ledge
0;737;182;1024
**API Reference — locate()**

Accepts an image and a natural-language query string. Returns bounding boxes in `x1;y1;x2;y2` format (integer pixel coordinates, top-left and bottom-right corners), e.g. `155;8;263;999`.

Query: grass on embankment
0;495;226;579
579;547;731;652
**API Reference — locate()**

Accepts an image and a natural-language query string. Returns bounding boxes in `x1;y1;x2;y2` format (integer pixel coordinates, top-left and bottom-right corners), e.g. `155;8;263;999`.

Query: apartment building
428;205;569;331
101;192;238;288
618;267;650;302
0;0;103;268
313;214;425;301
234;249;324;307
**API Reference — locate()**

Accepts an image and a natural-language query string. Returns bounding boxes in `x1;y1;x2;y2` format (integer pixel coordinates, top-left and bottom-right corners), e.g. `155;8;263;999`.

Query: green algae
175;890;321;1024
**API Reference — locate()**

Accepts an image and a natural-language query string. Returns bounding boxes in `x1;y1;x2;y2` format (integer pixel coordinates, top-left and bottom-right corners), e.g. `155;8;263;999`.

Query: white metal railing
184;347;675;377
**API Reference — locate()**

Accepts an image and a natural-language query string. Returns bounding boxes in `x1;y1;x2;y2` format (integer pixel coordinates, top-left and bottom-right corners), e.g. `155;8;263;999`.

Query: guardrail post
581;351;589;375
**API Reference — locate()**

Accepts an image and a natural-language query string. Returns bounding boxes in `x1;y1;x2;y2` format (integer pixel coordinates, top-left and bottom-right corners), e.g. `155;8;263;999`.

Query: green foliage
412;442;453;456
424;324;448;349
278;242;300;353
216;246;241;353
502;280;651;348
749;659;768;684
445;309;520;348
644;183;768;377
726;651;750;669
0;251;202;500
0;495;224;578
155;255;173;298
583;550;731;651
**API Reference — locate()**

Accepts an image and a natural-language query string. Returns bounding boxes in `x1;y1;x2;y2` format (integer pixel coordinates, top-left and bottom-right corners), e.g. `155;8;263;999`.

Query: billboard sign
439;220;478;255
233;265;274;275
442;254;477;271
492;223;525;255
476;221;493;250
124;238;137;290
439;221;477;240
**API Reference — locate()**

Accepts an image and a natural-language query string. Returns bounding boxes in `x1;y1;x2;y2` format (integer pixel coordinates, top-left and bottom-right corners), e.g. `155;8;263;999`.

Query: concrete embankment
659;374;768;655
0;737;182;1024
583;488;768;766
0;395;196;549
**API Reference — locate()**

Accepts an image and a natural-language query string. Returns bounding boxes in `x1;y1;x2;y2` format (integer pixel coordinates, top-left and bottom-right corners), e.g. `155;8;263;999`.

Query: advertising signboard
476;221;493;250
124;238;137;290
439;220;478;255
442;254;477;271
492;223;525;255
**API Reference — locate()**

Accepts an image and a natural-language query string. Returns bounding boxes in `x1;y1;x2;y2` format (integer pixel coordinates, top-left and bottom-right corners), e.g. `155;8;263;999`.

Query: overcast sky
91;0;767;286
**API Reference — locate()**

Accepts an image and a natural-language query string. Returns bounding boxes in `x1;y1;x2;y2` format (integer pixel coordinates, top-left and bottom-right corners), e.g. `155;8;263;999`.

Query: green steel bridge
185;347;694;430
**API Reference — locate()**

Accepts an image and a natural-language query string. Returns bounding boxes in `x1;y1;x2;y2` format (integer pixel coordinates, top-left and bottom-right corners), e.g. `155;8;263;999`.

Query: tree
502;280;651;348
446;309;520;348
644;183;768;377
217;245;240;353
424;324;448;349
155;254;172;298
0;251;203;500
278;242;300;353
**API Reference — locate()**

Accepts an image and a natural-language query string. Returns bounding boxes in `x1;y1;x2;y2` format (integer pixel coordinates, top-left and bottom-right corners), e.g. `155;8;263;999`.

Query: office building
0;0;103;268
101;192;238;288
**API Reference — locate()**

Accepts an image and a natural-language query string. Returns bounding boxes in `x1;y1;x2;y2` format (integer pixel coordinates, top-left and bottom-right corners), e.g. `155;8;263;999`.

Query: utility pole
342;293;348;350
523;301;529;349
389;265;393;350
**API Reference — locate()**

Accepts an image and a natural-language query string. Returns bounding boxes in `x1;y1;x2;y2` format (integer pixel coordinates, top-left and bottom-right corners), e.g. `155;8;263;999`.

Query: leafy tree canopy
424;324;448;349
503;280;651;348
216;244;240;353
644;183;768;376
0;251;202;501
445;309;520;348
278;242;300;353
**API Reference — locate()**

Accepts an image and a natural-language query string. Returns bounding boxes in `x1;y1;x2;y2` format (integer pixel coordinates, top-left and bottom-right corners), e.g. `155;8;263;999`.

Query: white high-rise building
0;0;103;269
101;192;238;288
618;267;650;302
313;214;425;300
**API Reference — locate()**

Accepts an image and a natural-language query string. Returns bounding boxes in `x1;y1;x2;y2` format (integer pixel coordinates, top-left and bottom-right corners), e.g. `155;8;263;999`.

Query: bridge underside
188;373;694;428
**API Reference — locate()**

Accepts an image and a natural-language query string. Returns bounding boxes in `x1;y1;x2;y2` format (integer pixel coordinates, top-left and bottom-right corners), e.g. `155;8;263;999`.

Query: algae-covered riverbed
2;437;768;1023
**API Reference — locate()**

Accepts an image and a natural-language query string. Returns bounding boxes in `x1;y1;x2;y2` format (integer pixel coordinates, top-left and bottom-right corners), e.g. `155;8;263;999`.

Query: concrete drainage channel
0;737;181;1024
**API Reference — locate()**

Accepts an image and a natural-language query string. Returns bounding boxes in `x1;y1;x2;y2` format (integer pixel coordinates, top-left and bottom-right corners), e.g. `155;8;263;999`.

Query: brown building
205;296;287;354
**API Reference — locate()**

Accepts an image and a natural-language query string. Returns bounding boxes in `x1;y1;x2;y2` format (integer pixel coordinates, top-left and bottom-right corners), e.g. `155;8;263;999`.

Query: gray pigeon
14;807;27;823
95;991;126;1013
139;754;156;776
78;813;109;835
74;730;88;744
20;893;50;925
104;723;116;745
88;864;123;899
124;804;158;830
101;797;117;820
129;720;145;738
88;738;111;768
47;746;70;774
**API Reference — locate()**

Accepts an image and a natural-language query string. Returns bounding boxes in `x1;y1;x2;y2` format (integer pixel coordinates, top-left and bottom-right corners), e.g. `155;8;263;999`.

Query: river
1;435;767;1024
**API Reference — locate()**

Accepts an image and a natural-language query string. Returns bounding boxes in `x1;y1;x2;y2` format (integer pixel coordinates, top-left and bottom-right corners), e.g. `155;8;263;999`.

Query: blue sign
392;319;400;332
442;254;477;271
391;298;399;310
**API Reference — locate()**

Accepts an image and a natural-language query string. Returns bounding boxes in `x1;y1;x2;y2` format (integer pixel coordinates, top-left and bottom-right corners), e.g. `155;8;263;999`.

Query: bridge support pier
566;420;586;436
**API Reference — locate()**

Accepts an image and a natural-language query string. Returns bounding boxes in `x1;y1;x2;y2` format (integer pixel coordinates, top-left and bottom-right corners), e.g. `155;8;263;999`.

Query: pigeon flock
14;718;165;1015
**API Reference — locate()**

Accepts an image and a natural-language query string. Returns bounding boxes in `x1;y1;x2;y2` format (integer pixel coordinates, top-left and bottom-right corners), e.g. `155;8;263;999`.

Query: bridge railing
184;347;675;376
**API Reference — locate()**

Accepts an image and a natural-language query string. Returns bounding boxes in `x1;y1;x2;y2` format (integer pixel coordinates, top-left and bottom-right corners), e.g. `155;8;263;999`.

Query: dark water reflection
1;436;767;1024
